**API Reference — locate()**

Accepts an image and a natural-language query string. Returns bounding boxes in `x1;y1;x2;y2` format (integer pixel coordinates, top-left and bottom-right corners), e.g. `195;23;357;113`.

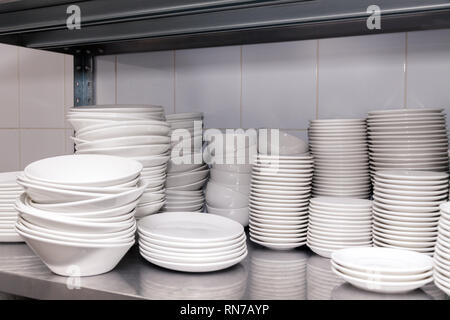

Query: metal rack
1;0;450;106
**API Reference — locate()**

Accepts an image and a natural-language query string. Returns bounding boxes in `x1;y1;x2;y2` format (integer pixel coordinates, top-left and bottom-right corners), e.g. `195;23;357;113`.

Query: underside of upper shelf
1;0;450;56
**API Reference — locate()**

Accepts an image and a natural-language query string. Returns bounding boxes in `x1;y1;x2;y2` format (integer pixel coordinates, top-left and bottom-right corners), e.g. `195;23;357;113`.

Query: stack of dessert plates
307;197;373;258
372;170;448;255
367;108;449;173
138;212;247;272
433;202;450;295
308;119;370;199
0;172;23;242
249;248;308;300
249;153;313;250
332;247;434;293
307;255;345;300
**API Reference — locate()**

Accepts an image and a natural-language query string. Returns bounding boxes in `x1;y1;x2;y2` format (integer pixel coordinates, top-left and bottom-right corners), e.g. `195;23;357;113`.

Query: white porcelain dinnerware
0;171;23;242
433;203;450;295
138;212;247;272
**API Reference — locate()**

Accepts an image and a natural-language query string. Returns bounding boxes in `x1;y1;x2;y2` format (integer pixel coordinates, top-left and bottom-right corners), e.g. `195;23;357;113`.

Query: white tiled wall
96;29;450;136
0;43;73;172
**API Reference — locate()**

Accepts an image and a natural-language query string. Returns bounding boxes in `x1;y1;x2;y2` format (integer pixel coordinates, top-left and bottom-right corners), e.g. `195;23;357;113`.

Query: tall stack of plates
332;247;434;293
67;105;170;219
138;212;247;272
307;197;373;258
167;112;203;156
249;249;308;300
14;155;145;276
0;172;23;242
306;255;344;300
249;153;313;250
308;119;370;199
433;202;450;295
367;108;449;173
372;170;448;255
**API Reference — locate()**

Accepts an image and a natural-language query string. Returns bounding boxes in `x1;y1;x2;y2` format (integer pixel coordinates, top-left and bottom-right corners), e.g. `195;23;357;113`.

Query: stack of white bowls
331;247;434;293
367;108;449;173
137;212;247;272
167;112;203;156
307;255;344;300
307;197;373;258
248;153;313;250
206;164;251;226
67;105;170;218
164;153;209;212
0;172;23;242
372;170;448;255
308;119;370;199
249;248;308;300
14;154;146;276
433;202;450;295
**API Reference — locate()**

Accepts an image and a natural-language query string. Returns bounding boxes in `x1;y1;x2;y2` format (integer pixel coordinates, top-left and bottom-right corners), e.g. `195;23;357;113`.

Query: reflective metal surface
0;234;447;300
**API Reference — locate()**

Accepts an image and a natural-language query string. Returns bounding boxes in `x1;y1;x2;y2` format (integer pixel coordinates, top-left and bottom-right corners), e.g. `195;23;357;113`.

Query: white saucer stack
307;197;373;258
0;172;23;242
249;153;313;250
14;155;145;276
67;105;171;219
308;119;370;199
332;247;434;293
372;170;448;255
433;202;450;295
138;212;247;272
307;255;345;300
367;108;449;173
249;249;308;300
164;153;208;212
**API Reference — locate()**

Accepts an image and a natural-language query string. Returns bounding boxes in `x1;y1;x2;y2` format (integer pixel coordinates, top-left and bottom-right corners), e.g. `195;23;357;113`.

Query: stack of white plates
249;248;308;300
14;155;146;276
372;170;448;255
164;153;209;212
367;108;449;173
307;197;373;258
167;112;203;155
306;255;345;300
0;172;23;242
138;212;247;272
308;119;370;199
248;153;313;250
68;105;171;218
433;202;450;295
331;283;432;300
331;247;434;293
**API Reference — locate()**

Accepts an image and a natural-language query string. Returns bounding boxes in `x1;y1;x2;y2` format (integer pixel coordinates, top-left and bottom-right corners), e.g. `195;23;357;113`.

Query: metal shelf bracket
74;50;95;107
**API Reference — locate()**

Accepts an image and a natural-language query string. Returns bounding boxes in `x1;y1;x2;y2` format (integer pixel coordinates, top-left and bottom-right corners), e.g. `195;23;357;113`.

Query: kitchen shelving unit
1;0;450;300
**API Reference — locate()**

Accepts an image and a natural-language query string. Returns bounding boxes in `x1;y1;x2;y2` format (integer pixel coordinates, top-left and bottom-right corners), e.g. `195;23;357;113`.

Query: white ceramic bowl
76;144;170;157
205;182;249;209
210;169;251;186
206;205;249;226
15;228;134;276
24;155;143;187
166;170;209;188
259;130;309;155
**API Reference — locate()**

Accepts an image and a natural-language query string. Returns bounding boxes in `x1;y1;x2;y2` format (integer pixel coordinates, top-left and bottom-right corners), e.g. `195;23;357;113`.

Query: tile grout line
173;50;176;114
17;47;22;169
315;39;320;120
63;55;67;153
114;55;118;104
404;32;408;109
239;45;243;128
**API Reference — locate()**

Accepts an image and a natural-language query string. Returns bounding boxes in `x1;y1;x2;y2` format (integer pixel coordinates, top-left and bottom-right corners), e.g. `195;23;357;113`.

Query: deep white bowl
205;182;249;209
210;169;250;186
206;204;249;226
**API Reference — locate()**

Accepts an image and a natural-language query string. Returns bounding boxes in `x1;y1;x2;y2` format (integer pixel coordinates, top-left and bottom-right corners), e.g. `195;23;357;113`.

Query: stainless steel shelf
0;236;447;300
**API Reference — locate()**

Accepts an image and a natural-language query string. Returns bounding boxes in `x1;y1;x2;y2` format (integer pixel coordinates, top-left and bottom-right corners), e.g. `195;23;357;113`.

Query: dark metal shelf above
1;0;450;56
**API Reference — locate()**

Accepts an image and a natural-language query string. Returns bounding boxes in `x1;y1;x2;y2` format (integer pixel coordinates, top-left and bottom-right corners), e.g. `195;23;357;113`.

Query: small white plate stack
248;153;313;250
308;119;370;199
67;105;171;219
167;112;203;155
0;172;23;242
307;255;345;300
249;249;308;300
367;108;449;173
14;155;146;276
433;202;450;295
138;212;247;272
372;170;449;255
164;153;209;212
332;247;434;293
307;197;373;258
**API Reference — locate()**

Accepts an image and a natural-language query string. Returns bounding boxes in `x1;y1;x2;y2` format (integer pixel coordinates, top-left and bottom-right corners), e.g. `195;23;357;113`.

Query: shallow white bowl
166;170;209;188
206;205;249;227
210;169;250;186
76;144;170;157
205;182;248;209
